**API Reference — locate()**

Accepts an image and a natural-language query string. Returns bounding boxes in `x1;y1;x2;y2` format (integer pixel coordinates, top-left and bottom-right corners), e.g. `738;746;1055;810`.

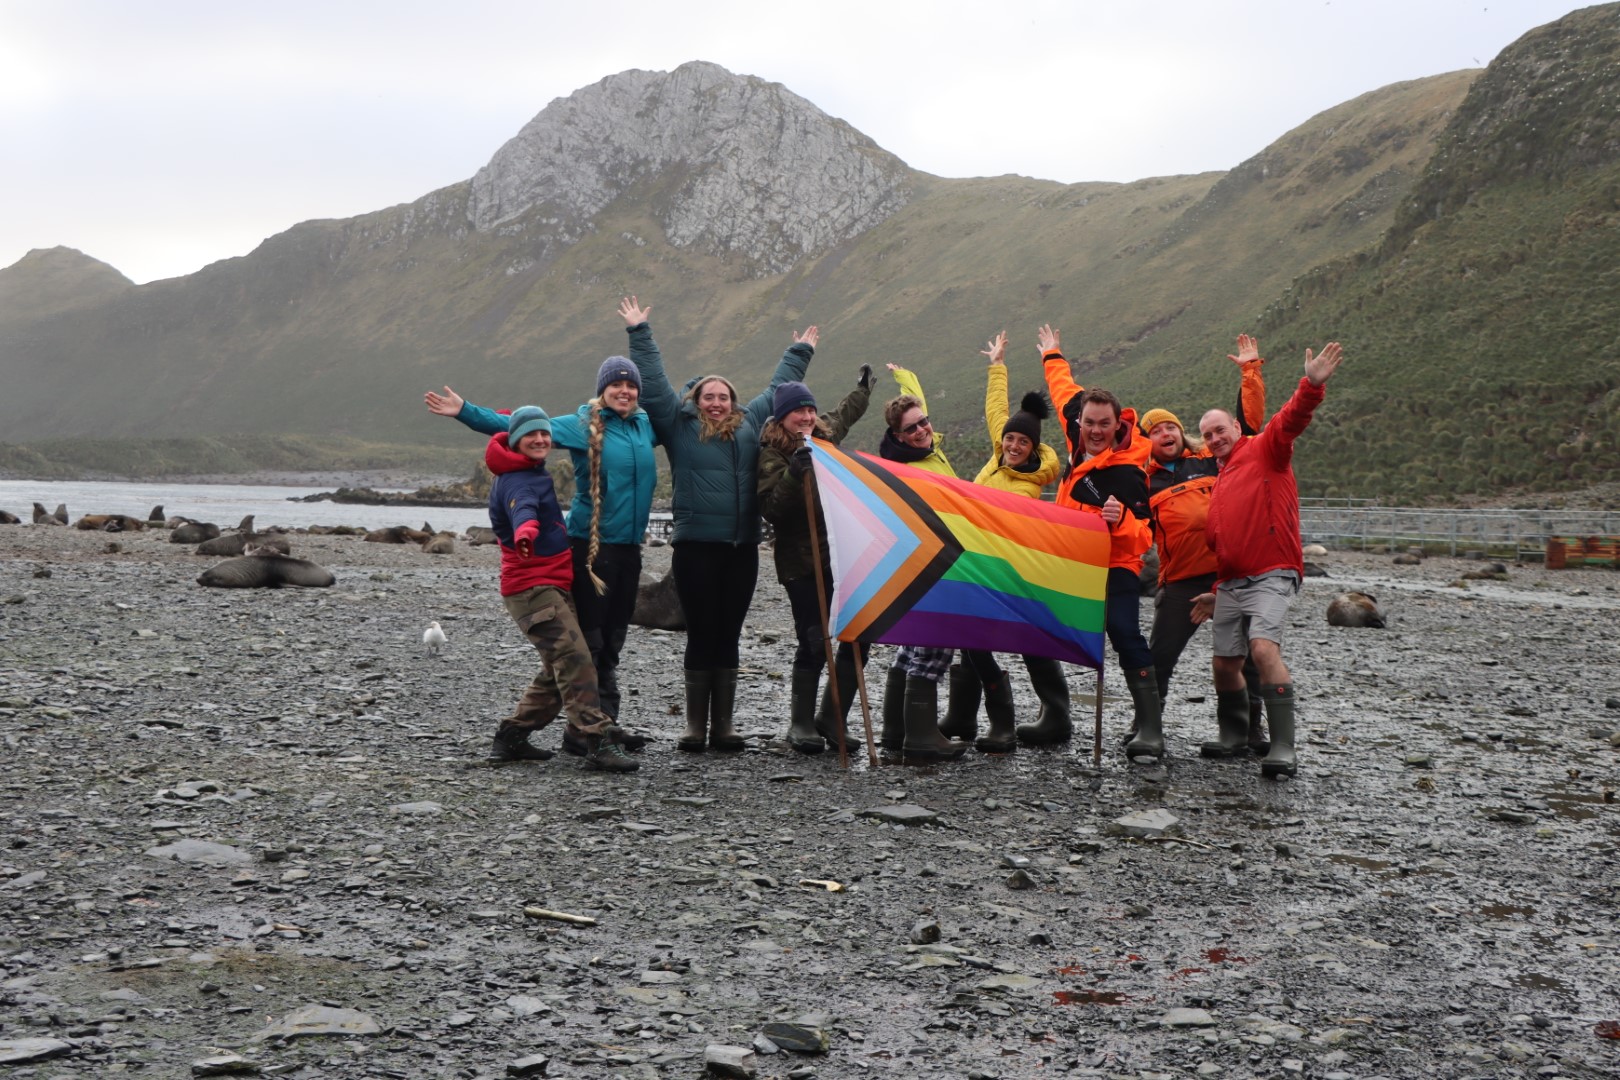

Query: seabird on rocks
423;621;448;657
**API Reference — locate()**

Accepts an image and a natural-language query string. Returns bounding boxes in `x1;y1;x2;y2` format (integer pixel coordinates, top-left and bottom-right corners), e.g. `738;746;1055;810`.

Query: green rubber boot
1258;682;1297;777
1122;666;1165;759
1200;688;1252;758
1015;656;1072;746
976;671;1017;753
708;669;746;752
787;668;825;754
880;665;906;752
901;676;967;762
938;663;981;742
678;669;710;753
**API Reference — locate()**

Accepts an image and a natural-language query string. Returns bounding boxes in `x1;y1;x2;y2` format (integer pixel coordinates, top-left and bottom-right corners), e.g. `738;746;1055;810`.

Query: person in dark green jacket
619;295;816;753
757;372;871;755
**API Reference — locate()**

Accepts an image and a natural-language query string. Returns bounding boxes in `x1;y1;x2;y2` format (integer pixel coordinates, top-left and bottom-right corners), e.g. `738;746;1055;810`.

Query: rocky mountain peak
468;60;913;274
0;246;132;321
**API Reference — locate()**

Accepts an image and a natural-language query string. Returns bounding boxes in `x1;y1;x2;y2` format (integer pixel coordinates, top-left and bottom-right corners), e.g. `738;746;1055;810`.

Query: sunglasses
901;415;931;435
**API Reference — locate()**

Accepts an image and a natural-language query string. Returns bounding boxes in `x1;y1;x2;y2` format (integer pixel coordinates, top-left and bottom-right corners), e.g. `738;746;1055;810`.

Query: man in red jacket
1193;341;1344;777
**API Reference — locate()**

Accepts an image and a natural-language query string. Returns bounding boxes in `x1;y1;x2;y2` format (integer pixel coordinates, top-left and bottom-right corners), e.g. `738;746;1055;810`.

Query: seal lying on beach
147;505;165;523
0;510;20;525
197;531;290;557
197;546;335;589
170;520;222;544
75;514;146;532
421;531;456;554
33;503;66;525
1326;591;1386;629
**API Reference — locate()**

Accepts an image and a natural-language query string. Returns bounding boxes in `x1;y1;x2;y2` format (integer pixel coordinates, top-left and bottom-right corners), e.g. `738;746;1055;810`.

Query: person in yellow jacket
874;364;969;760
963;332;1067;752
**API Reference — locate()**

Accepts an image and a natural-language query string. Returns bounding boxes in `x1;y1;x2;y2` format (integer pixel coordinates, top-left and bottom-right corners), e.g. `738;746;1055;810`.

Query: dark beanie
596;355;642;397
772;381;817;424
1002;391;1049;444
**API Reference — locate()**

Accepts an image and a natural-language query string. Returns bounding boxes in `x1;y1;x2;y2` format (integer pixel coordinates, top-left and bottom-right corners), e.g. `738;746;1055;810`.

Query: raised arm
619;296;679;435
424;385;511;437
1255;342;1340;469
887;363;930;413
983;345;1009;453
823;367;873;444
1037;325;1084;453
742;327;816;426
1227;334;1267;436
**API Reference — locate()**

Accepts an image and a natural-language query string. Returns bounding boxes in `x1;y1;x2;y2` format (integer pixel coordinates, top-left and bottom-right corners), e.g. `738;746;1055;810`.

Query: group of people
423;297;1344;777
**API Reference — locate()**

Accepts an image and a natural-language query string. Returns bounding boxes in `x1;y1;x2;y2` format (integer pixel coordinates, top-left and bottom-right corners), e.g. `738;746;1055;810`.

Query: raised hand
1228;333;1260;365
857;363;873;389
424;386;465;417
1037;324;1061;354
1304;341;1345;387
981;331;1007;366
793;326;819;349
619;295;652;326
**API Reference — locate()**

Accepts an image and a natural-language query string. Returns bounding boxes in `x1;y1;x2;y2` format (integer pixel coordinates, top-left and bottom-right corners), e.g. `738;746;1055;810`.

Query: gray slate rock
1163;1007;1217;1027
146;839;252;867
0;1037;73;1064
192;1054;261;1075
1106;808;1180;838
507;1053;550;1077
250;1004;380;1041
703;1043;758;1077
761;1022;830;1054
858;804;938;826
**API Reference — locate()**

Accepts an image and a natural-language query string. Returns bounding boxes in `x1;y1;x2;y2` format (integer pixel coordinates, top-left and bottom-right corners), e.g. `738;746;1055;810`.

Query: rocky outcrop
469;61;913;275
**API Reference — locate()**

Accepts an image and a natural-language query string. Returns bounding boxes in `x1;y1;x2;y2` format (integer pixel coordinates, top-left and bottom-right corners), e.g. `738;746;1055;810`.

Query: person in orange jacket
1192;341;1346;777
1143;334;1267;755
1036;324;1161;757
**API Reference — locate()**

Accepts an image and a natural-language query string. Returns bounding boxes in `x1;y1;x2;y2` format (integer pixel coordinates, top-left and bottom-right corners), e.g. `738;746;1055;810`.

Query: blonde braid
586;399;608;595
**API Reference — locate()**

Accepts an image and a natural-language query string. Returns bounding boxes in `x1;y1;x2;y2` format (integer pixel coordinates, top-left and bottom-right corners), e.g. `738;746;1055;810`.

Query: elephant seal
421;531;456;555
197;532;290;557
171;521;222;544
197;547;335;589
1327;591;1386;629
33;503;65;525
0;510;19;525
632;571;686;631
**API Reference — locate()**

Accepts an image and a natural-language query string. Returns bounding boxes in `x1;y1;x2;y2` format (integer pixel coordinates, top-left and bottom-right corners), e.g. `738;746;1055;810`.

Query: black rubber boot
815;651;862;750
901;676;966;762
1123;666;1165;759
1200;688;1253;758
938;663;981;742
678;669;710;753
880;665;907;752
787;668;825;754
976;671;1017;753
1259;682;1297;777
1016;656;1072;746
709;669;746;751
490;726;554;762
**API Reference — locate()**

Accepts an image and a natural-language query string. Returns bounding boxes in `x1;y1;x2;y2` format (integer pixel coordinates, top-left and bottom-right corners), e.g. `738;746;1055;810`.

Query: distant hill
3;6;1618;501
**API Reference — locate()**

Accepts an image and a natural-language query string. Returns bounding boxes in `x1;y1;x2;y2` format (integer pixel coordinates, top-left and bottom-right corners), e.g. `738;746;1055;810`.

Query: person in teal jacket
424;355;658;741
617;295;816;754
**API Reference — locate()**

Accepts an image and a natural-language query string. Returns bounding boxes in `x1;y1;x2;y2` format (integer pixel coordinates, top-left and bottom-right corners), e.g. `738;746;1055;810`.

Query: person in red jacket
1192;341;1345;777
1037;324;1161;758
1142;334;1266;755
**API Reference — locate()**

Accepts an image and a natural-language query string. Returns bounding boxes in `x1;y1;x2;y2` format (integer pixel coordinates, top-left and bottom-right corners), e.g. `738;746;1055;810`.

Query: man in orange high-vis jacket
1143;334;1266;756
1193;341;1345;778
1037;324;1163;759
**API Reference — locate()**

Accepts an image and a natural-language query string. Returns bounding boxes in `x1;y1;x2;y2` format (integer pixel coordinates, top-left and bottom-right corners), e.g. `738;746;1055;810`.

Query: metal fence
1297;500;1620;559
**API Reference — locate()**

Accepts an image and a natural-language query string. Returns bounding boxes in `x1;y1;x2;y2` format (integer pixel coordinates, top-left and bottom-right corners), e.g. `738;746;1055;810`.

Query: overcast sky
0;0;1584;284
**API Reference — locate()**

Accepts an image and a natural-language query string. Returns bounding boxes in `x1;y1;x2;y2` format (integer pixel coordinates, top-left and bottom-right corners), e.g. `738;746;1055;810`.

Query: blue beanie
596;355;642;397
772;381;817;424
508;406;552;446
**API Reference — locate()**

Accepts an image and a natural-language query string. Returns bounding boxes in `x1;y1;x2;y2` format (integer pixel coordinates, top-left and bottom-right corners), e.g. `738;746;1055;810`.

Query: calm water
0;480;494;533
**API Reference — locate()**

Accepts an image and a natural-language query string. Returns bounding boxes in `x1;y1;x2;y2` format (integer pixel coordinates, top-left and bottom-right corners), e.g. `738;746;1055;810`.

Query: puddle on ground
1053;989;1130;1006
1512;972;1571;993
1327;854;1394;872
1479;904;1536;920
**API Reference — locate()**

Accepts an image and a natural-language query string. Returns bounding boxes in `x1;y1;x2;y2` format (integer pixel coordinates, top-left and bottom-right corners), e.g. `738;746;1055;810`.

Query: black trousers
672;541;759;670
783;572;864;672
569;539;642;670
1150;571;1260;703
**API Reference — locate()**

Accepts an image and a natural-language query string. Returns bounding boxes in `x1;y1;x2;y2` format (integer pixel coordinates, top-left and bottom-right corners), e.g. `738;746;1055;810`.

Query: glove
857;363;873;390
788;445;813;478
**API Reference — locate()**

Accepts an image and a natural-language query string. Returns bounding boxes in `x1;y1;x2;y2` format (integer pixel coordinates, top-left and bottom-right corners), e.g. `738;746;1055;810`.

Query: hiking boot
583;735;640;772
938;663;981;742
709;669;746;752
679;669;710;753
489;727;554;762
787;668;825;754
562;724;648;757
1258;682;1297;777
880;665;907;751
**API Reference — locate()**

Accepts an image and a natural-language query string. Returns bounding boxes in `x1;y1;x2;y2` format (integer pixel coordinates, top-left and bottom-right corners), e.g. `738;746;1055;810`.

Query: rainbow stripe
810;438;1110;668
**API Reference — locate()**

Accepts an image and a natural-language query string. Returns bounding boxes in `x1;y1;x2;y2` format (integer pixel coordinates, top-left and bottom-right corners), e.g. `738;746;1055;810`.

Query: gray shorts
1212;572;1299;656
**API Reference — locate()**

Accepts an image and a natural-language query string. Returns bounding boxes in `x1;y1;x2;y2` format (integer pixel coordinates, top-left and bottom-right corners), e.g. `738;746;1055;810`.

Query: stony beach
1;520;1617;1078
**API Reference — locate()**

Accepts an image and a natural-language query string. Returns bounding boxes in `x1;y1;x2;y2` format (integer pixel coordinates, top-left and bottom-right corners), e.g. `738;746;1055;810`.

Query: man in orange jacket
1193;341;1345;777
1037;324;1162;758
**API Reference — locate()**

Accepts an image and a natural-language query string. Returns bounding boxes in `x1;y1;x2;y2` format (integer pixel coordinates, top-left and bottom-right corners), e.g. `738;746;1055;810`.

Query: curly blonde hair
685;376;744;442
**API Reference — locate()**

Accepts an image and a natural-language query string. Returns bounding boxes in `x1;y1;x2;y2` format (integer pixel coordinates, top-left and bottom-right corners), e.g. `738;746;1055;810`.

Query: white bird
423;621;448;657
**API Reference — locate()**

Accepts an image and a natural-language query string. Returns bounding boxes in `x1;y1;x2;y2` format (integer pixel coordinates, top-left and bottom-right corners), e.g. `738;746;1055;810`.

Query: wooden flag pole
801;439;851;768
1094;669;1104;766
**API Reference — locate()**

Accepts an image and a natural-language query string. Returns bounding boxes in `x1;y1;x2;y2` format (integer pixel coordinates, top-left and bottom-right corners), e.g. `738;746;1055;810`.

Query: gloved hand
788;445;813;478
857;363;873;390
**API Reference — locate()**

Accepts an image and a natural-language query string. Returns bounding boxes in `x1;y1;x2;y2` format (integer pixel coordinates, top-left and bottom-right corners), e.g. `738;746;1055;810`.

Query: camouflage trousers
499;585;612;739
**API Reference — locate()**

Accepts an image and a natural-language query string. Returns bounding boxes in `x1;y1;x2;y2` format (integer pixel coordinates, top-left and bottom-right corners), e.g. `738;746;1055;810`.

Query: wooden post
1093;668;1104;766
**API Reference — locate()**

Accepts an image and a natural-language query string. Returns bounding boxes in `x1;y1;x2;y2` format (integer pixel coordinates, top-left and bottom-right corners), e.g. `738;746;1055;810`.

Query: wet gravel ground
2;523;1618;1079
